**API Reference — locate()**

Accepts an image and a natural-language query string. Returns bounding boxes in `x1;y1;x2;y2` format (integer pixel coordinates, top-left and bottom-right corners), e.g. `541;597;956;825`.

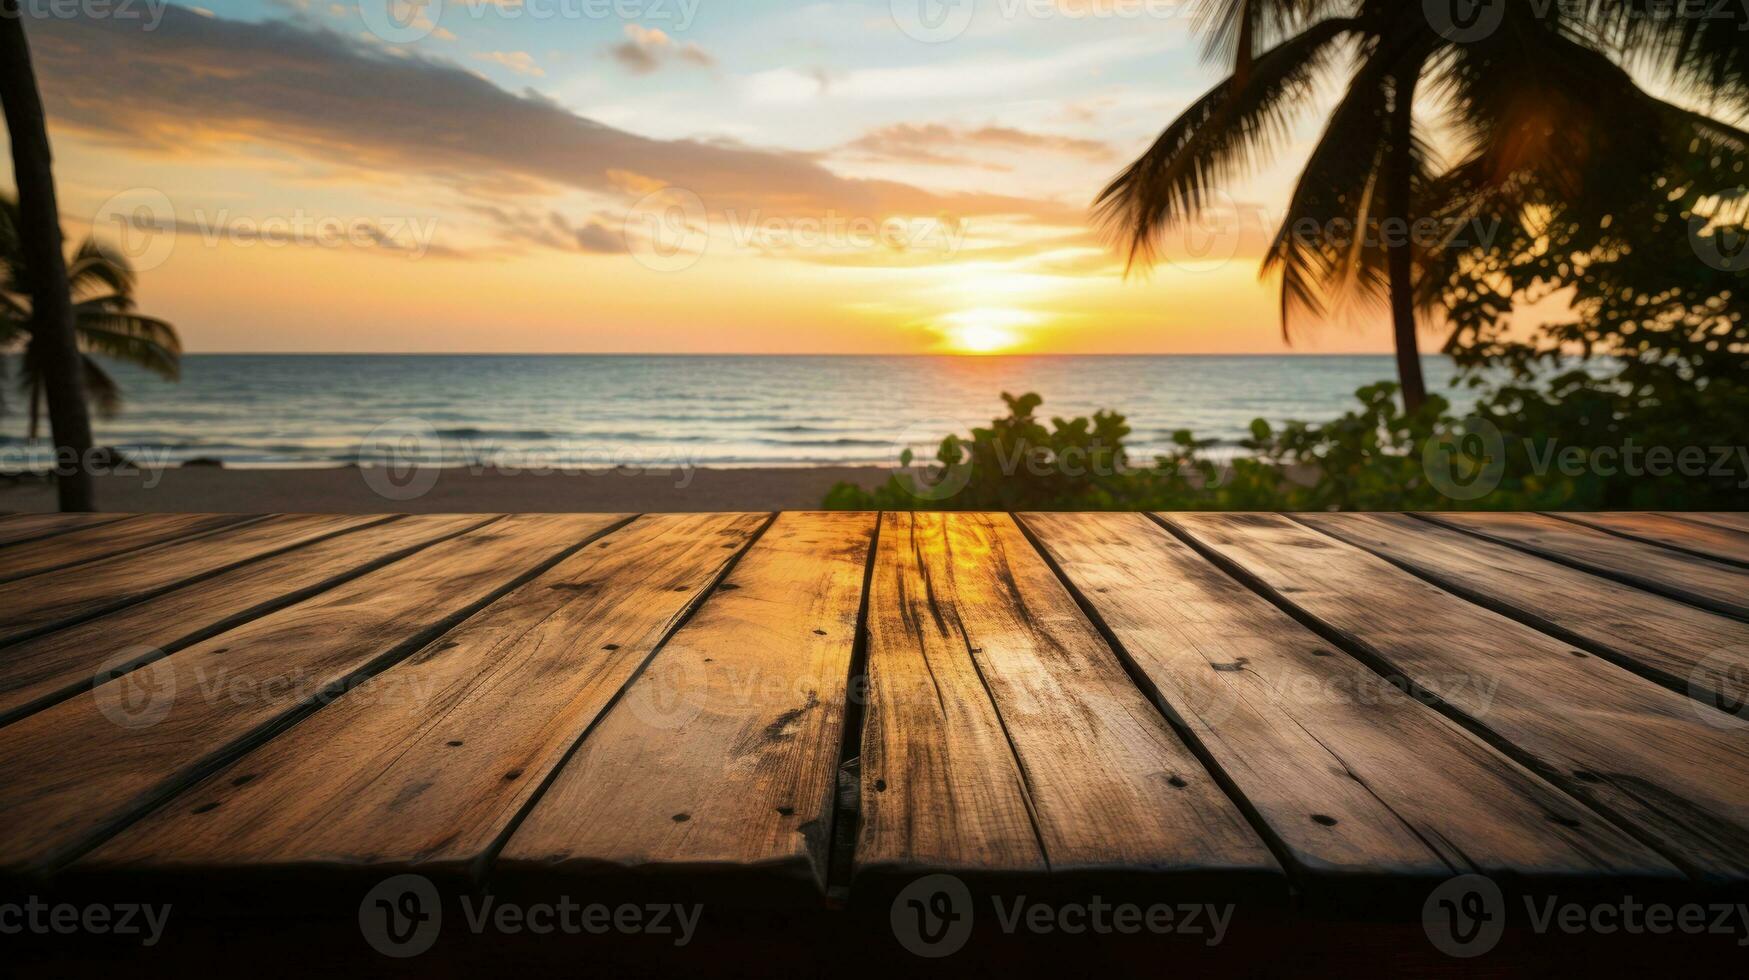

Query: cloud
468;205;628;255
30;10;1079;233
474;50;545;77
609;23;714;74
744;34;1175;104
844;123;1113;168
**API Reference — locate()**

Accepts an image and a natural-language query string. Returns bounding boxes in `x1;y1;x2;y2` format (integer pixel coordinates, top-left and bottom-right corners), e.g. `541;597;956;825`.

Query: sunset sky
10;0;1406;355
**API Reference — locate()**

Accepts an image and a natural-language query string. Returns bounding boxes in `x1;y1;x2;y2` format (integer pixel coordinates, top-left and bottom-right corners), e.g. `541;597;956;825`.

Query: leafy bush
823;379;1747;512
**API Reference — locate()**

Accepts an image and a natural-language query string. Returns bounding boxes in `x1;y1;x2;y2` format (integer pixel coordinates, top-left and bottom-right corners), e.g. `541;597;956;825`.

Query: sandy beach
0;465;891;514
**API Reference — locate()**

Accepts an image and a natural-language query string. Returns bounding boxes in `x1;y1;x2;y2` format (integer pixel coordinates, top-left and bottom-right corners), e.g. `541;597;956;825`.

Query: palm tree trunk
0;2;94;511
1385;66;1427;415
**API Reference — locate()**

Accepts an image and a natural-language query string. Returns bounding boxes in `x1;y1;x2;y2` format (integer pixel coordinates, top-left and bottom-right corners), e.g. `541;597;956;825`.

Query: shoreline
0;465;894;514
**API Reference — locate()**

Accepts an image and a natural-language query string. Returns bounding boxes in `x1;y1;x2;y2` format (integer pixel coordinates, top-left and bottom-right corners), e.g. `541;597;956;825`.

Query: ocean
0;354;1475;470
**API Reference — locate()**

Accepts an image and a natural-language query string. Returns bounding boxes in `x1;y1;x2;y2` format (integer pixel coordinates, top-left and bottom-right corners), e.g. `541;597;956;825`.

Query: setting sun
938;308;1040;354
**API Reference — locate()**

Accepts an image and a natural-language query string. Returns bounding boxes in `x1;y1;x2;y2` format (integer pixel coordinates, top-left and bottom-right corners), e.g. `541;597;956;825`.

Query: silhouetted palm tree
0;196;182;436
1098;1;1749;412
0;3;95;509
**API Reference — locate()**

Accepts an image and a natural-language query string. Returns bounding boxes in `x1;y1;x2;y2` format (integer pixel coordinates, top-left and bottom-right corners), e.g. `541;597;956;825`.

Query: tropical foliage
0;196;181;436
1096;0;1749;410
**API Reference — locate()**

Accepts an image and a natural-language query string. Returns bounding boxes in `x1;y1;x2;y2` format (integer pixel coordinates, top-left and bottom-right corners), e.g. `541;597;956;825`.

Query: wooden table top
1;511;1746;967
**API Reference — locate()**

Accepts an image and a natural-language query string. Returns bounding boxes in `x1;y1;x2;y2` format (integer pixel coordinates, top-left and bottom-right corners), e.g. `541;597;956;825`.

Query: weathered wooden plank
1424;512;1749;620
1669;513;1749;535
0;513;259;584
1301;512;1749;709
0;513;132;548
0;514;628;875
0;514;392;645
78;513;767;884
1166;513;1749;882
0;515;491;726
1553;513;1749;566
498;512;875;896
1022;513;1675;891
856;512;1279;886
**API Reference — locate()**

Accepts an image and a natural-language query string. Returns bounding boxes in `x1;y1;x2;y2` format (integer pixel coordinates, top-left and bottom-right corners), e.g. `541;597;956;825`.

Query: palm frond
81;355;123;418
72;312;182;381
1583;0;1749;103
66;239;138;303
1095;16;1359;271
1194;0;1344;78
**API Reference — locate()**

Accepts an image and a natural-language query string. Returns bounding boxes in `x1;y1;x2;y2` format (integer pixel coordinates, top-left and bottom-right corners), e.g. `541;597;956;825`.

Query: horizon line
169;350;1436;358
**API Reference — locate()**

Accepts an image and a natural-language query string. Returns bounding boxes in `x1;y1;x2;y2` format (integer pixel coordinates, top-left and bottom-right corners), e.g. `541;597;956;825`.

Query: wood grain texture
1166;513;1749;882
1022;512;1675;889
499;512;875;895
0;513;131;548
0;514;625;875
0;515;490;726
80;513;766;883
1301;513;1749;708
0;513;259;584
1670;513;1749;535
0;514;391;644
1423;512;1749;619
857;512;1279;885
1553;513;1749;566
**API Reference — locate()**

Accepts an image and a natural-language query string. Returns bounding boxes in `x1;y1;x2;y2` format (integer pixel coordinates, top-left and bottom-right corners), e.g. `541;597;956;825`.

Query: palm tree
1097;1;1749;412
0;196;182;437
0;2;95;510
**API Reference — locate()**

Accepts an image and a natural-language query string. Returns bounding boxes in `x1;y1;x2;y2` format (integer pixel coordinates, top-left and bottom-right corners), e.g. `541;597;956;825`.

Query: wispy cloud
32;10;1079;233
473;50;544;77
609;23;714;74
844;123;1113;169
